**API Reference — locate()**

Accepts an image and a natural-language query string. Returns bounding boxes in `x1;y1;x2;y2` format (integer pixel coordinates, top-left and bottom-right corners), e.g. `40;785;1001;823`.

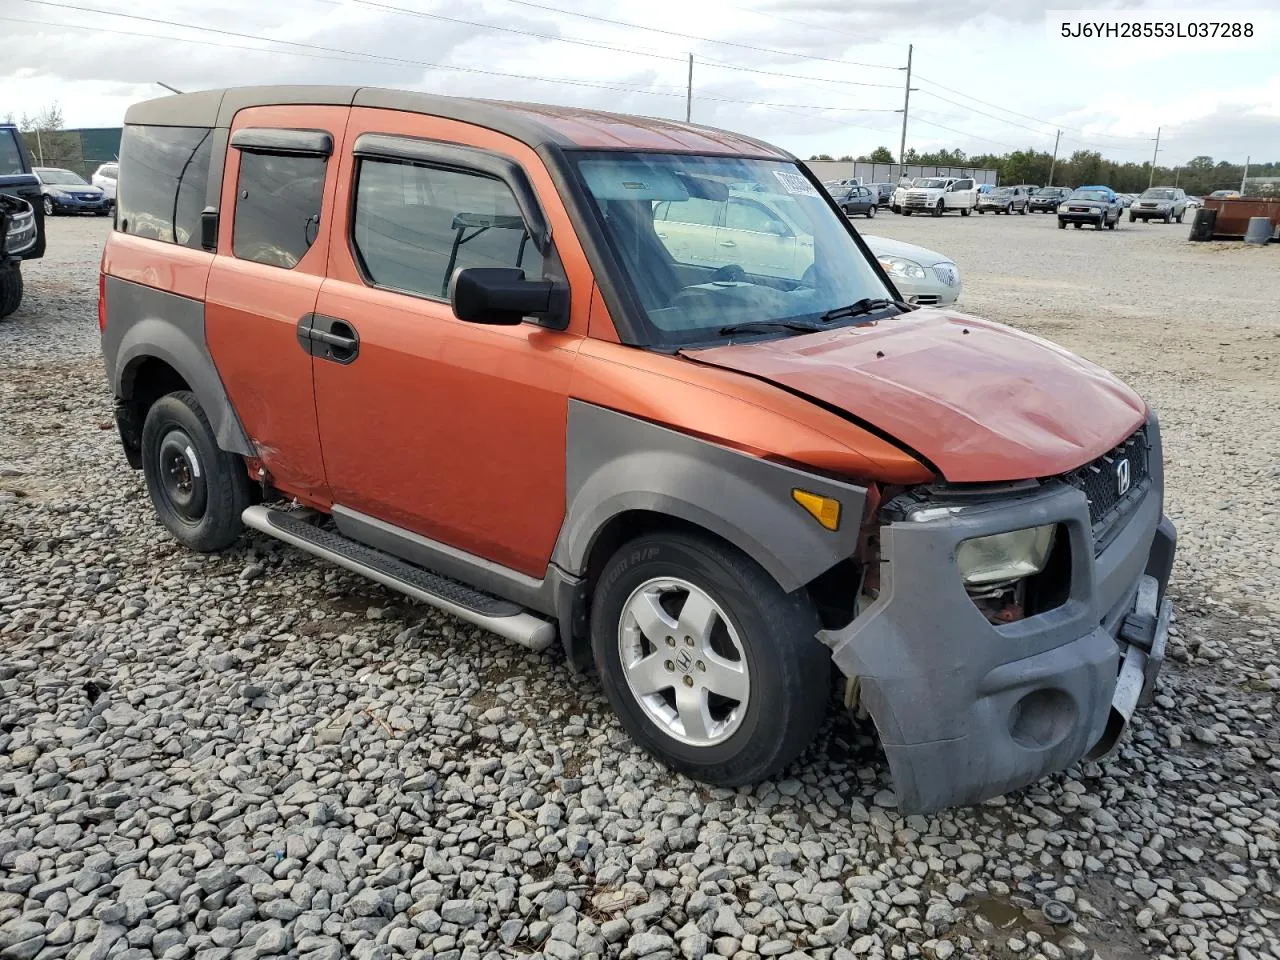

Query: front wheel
1058;219;1067;229
932;201;944;218
141;391;252;552
1175;211;1184;223
977;208;985;214
902;209;912;217
1018;203;1027;215
42;197;55;217
1129;212;1136;222
591;532;830;786
960;207;970;217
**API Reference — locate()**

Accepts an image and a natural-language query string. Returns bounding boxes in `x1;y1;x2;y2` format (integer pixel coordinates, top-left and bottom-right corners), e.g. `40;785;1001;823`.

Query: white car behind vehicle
900;177;977;217
863;234;961;306
92;162;119;204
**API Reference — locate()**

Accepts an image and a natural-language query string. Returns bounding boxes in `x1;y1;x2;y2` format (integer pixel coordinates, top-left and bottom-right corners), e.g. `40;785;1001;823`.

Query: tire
891;205;900;214
1018;203;1027;215
42;197;54;217
932;201;944;218
902;209;912;217
977;208;985;214
1175;210;1184;224
1058;219;1066;229
140;391;252;552
1095;218;1104;230
960;207;970;216
1005;204;1013;215
866;205;876;218
1108;215;1117;230
590;531;830;786
1163;213;1171;224
1129;212;1136;222
1074;223;1082;229
0;265;22;320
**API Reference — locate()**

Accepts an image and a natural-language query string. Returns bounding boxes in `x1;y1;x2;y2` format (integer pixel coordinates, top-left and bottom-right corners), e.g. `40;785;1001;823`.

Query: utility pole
1174;166;1180;187
1048;129;1062;186
898;44;913;167
1241;155;1250;193
34;128;44;166
1148;126;1161;188
685;55;693;123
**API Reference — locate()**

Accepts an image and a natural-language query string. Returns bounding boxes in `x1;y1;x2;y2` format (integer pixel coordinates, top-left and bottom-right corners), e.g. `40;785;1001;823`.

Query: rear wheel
902;209;912;216
0;265;22;319
591;531;830;786
866;205;876;218
141;391;252;552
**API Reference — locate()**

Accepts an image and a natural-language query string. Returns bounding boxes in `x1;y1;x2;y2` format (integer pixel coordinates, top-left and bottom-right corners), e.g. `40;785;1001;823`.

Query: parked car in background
1207;189;1241;199
976;185;1029;215
1028;186;1072;213
862;234;960;306
101;86;1175;813
1117;194;1136;209
870;182;894;207
829;183;878;218
92;162;119;204
890;178;914;213
822;177;862;189
34;167;111;216
1184;195;1202;209
900;177;977;217
1058;185;1122;230
1130;187;1188;223
0;122;45;319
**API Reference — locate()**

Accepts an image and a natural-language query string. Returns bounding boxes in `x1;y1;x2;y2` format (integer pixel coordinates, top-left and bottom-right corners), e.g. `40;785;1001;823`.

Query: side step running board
242;506;556;651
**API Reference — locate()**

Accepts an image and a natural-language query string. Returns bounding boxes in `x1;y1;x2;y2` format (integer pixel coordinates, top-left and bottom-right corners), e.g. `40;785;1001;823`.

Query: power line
913;72;1162;144
4;12;903;116
909;115;1022;151
491;0;902;71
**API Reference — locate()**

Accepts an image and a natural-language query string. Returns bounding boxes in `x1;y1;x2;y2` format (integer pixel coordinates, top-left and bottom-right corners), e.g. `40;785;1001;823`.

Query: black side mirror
200;208;218;252
449;267;562;326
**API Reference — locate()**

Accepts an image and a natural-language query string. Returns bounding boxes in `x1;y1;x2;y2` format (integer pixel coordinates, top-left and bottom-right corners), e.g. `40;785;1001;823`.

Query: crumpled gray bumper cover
820;468;1175;814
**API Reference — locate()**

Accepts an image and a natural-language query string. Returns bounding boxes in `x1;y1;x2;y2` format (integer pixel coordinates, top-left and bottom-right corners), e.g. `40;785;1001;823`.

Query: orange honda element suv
101;87;1176;812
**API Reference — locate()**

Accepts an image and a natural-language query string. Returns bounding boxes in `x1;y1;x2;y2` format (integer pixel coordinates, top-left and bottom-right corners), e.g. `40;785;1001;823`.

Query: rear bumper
820;418;1175;813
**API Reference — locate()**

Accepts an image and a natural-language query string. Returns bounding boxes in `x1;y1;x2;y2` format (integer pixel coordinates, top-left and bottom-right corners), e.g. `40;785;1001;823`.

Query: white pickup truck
899;177;978;217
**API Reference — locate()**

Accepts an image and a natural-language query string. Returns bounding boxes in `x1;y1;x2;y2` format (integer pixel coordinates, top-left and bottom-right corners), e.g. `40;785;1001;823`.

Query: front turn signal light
792;489;841;531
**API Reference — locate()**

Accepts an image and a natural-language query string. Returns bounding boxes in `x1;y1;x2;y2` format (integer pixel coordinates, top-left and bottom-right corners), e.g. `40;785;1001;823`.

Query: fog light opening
1008;688;1077;750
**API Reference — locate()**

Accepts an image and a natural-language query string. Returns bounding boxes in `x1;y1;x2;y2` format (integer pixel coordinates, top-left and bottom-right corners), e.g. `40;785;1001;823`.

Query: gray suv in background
1130;187;1188;223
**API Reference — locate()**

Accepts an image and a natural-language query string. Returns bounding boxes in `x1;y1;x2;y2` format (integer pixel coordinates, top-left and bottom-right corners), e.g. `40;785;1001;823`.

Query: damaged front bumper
820;423;1176;814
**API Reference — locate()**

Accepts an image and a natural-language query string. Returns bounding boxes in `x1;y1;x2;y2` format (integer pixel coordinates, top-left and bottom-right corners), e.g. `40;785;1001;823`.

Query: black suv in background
1;123;45;318
1029;186;1071;213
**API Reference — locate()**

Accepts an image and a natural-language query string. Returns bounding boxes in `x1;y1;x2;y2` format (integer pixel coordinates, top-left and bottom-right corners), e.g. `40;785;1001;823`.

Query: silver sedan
862;234;961;306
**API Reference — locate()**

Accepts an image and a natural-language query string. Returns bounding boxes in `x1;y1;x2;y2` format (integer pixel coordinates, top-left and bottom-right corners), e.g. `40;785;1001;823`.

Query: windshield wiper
818;297;904;324
718;319;824;337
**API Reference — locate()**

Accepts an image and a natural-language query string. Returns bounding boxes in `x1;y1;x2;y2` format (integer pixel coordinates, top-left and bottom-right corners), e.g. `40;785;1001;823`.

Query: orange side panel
103;233;213;300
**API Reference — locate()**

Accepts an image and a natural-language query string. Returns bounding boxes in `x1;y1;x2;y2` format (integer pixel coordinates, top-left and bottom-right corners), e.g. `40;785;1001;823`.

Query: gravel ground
1;216;1277;960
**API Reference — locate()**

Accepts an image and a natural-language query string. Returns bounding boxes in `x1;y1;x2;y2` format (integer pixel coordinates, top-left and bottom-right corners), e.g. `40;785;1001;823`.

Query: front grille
1061;427;1151;545
933;264;958;287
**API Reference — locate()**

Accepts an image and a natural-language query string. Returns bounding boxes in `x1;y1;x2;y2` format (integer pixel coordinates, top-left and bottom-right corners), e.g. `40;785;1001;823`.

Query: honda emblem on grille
1115;457;1131;496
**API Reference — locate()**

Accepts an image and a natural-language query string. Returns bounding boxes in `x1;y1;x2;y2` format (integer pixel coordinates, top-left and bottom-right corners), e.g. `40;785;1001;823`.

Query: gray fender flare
105;277;253;456
553;401;866;593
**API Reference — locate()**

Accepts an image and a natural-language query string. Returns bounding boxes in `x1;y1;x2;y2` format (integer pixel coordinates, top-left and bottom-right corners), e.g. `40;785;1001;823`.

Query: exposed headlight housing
878;255;927;280
955;525;1056;586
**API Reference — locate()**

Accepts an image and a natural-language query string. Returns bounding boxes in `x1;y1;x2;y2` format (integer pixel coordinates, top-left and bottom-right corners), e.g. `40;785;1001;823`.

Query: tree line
810;145;1279;196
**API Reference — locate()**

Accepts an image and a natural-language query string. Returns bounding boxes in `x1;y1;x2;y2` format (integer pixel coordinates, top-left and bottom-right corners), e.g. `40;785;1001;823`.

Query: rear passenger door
204;105;349;506
652;198;721;267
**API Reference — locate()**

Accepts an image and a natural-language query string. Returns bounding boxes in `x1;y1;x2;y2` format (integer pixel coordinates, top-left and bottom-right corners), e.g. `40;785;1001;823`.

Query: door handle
298;314;360;364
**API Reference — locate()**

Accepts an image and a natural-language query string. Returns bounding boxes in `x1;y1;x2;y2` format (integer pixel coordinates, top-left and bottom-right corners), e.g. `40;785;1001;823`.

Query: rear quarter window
117;125;212;248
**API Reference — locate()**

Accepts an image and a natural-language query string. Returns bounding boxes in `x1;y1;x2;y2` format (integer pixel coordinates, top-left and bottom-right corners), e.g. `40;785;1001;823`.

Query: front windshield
1142;189;1174;199
914;178;947;189
1070;189;1109;201
574;153;892;345
38;169;88;185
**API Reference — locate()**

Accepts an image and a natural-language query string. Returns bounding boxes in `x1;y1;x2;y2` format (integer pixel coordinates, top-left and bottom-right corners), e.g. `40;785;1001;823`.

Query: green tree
18;102;81;169
809;153;835;161
859;146;895;163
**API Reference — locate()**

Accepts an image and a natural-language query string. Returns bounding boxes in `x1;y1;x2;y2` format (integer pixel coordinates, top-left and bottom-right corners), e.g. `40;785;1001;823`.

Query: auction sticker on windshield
774;171;819;197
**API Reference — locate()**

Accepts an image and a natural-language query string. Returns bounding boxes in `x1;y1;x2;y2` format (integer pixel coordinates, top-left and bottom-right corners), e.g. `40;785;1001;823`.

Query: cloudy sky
3;0;1278;166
